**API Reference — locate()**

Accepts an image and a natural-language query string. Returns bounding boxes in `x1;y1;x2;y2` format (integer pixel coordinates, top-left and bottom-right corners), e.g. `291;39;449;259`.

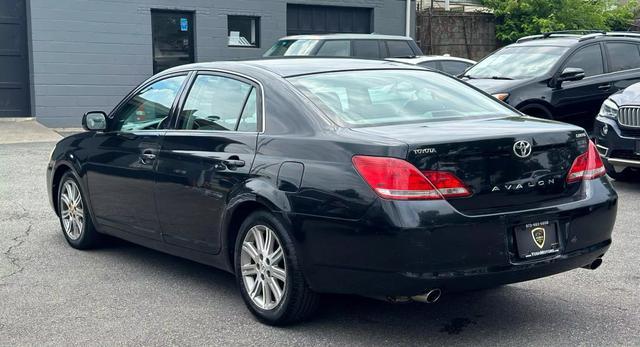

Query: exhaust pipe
383;288;442;304
582;258;603;270
410;288;442;304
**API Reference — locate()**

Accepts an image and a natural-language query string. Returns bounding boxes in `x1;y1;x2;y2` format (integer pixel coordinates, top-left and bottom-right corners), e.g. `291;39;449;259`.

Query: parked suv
463;31;640;127
594;83;640;180
263;34;423;59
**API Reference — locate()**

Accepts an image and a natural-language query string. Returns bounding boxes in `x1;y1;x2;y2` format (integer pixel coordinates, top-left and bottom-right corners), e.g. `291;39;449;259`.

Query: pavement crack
0;224;33;282
0;201;29;222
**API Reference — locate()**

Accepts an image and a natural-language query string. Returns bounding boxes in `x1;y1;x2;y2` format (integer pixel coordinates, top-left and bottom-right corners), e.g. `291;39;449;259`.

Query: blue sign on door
180;18;188;31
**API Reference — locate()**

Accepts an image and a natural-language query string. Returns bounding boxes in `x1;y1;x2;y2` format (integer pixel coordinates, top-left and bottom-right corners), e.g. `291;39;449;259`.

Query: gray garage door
0;0;30;117
287;4;372;36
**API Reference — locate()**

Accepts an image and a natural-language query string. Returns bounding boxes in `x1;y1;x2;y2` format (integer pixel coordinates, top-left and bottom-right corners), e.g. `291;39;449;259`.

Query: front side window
110;75;186;132
465;45;569;79
606;42;640;72
178;75;258;131
316;40;351;56
263;39;319;57
289;70;516;127
228;16;260;47
564;44;604;77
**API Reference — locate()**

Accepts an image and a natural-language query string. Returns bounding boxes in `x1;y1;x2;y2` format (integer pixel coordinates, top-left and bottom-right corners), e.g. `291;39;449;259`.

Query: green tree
482;0;639;43
605;1;640;31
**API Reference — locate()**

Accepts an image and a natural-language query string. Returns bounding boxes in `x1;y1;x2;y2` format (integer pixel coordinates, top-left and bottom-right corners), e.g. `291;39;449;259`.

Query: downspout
405;0;411;37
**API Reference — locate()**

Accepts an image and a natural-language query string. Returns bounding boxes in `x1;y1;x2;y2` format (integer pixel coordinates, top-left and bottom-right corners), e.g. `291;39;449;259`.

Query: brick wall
416;10;496;61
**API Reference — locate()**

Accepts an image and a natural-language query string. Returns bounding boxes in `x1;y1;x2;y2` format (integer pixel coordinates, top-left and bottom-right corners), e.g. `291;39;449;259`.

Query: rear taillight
352;155;472;200
567;140;606;183
422;171;473;198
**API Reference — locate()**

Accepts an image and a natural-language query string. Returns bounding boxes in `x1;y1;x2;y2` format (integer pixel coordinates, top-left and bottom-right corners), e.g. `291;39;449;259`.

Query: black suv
594;84;640;180
464;31;640;128
263;34;423;59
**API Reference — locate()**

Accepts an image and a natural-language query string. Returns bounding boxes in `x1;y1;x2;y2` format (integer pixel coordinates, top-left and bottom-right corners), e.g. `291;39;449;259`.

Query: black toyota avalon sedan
47;59;617;325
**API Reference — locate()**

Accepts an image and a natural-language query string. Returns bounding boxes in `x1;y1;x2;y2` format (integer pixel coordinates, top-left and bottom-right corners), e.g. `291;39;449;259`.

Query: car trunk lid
351;116;589;214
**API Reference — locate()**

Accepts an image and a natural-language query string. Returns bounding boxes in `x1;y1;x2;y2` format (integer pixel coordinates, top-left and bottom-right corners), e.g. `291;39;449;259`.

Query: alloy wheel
240;224;287;310
60;180;84;240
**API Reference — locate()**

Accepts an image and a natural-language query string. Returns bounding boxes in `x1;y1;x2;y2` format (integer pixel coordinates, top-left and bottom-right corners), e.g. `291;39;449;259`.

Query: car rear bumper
594;116;640;171
292;178;617;296
305;241;609;295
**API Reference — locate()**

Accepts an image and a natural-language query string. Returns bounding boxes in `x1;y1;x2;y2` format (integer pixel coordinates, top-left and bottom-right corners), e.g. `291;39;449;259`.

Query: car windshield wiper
463;75;514;80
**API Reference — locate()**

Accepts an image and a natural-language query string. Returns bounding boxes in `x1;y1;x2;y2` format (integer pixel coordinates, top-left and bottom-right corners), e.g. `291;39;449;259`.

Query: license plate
514;220;560;259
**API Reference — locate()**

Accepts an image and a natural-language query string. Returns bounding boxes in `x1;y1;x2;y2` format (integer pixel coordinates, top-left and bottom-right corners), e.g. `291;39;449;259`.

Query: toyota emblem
513;140;532;158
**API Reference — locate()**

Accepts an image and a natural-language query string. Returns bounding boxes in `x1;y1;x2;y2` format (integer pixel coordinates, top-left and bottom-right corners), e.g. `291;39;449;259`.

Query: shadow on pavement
611;177;640;196
84;235;604;343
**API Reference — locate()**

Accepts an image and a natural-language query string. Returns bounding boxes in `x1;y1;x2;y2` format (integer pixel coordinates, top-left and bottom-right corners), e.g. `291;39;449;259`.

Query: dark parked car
463;31;640;127
47;59;617;325
594;83;640;180
263;33;423;59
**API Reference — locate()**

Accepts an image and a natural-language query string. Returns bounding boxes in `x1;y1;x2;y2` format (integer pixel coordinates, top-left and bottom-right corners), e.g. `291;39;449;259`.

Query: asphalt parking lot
1;125;639;346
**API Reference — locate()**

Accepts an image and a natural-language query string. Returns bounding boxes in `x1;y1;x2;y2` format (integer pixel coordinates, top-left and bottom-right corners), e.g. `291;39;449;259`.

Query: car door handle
598;84;612;90
139;149;157;164
222;159;245;168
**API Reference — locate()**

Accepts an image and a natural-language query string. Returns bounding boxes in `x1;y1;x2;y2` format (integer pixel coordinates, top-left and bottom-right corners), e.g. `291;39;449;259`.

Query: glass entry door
151;10;195;74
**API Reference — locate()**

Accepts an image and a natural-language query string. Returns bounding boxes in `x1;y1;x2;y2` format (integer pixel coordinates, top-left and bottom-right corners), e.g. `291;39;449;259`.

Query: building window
228;16;260;47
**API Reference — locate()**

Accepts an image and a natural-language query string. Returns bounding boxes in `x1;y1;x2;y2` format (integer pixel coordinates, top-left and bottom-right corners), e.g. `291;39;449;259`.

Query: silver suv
263;34;423;59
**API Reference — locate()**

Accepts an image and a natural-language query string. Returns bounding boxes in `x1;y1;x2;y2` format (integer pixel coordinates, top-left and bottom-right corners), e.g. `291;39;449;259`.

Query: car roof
513;34;640;47
165;58;425;78
513;37;581;47
277;33;413;41
388;55;476;64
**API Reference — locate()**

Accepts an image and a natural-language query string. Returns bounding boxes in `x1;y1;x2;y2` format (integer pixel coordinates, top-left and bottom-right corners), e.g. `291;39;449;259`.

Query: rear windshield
263;39;320;57
288;70;516;127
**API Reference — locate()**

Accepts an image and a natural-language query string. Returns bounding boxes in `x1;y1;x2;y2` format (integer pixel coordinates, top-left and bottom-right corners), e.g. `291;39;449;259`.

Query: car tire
57;172;101;249
234;210;319;325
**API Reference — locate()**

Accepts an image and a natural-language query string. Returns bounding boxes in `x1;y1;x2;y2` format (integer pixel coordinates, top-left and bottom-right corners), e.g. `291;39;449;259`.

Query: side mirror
556;67;585;87
82;111;107;131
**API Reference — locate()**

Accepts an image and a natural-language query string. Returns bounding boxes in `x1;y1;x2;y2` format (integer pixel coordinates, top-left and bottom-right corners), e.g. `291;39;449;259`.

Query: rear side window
352;40;380;58
178;75;257;131
440;60;473;75
386;40;414;57
263;39;319;56
237;88;259;132
564;44;604;77
606;42;640;72
316;40;351;56
418;61;440;70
